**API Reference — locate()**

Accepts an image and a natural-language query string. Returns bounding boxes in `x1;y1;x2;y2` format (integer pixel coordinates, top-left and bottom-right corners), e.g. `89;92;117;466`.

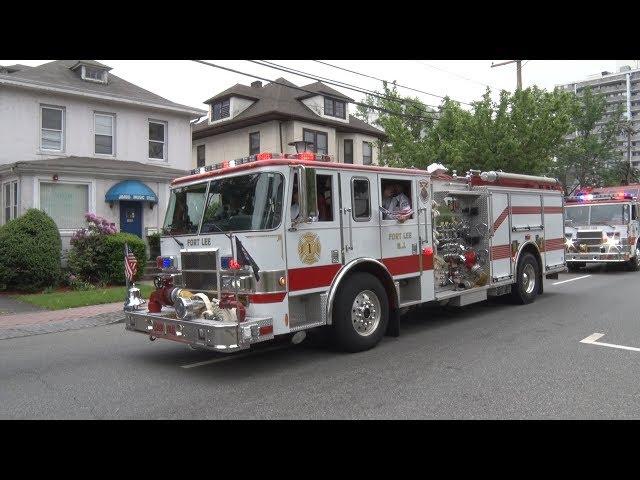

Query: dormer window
211;99;230;121
82;66;108;83
324;97;346;119
70;61;111;84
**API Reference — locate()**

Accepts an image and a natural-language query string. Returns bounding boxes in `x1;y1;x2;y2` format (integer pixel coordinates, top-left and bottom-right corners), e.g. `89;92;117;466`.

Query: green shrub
102;233;147;285
0;209;62;292
147;232;161;259
67;233;105;284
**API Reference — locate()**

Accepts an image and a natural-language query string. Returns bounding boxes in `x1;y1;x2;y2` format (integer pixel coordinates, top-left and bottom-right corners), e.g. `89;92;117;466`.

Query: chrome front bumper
124;308;274;353
566;249;630;263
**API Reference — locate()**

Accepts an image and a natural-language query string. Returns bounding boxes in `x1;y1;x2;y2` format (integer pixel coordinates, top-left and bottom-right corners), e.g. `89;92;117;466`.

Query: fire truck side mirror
292;166;319;227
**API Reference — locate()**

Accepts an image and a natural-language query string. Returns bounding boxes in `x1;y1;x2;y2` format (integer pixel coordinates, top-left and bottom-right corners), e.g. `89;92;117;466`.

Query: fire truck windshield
565;204;630;226
163;172;285;235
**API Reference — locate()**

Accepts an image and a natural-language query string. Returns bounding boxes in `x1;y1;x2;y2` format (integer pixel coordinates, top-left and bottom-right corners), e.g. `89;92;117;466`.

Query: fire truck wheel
511;252;540;304
332;272;389;352
627;253;640;271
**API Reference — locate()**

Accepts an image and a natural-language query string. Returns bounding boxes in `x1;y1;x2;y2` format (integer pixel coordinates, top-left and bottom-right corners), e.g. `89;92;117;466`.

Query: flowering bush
68;213;118;284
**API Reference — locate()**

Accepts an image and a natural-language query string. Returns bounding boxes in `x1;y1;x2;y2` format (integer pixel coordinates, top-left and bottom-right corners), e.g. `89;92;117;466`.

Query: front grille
576;231;603;246
180;250;218;292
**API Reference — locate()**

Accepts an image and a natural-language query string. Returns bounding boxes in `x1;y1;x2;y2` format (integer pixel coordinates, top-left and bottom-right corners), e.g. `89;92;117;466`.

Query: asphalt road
2;264;640;419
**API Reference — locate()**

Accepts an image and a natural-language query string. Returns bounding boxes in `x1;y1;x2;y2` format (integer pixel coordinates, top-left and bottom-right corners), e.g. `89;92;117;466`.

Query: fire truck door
285;169;343;296
542;193;565;271
490;192;512;281
378;174;421;279
339;171;382;265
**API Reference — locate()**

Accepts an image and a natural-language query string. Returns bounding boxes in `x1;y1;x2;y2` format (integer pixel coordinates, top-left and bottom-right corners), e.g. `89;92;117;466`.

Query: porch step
141;260;159;280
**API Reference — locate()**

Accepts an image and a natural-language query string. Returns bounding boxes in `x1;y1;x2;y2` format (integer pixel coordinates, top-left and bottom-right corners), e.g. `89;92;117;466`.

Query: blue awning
105;180;158;203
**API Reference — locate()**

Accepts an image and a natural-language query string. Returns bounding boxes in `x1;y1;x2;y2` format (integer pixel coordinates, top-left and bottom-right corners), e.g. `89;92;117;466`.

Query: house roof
0;60;205;117
0;156;188;181
194;78;385;139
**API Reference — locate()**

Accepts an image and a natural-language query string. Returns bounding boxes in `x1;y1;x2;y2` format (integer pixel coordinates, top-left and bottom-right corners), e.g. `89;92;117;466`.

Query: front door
120;201;142;237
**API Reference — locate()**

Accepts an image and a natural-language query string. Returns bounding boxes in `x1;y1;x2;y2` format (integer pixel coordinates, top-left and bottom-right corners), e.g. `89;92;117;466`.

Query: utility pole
623;122;638;184
491;60;522;90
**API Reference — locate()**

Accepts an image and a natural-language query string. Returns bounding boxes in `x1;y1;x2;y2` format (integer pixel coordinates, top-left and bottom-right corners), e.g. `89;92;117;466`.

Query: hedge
102;233;147;285
0;209;62;292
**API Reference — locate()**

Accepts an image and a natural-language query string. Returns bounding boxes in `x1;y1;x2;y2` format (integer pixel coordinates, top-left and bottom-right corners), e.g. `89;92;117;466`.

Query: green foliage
67;234;105;284
0;209;62;292
13;284;155;310
551;86;627;193
147;231;161;259
102;233;146;285
356;82;575;176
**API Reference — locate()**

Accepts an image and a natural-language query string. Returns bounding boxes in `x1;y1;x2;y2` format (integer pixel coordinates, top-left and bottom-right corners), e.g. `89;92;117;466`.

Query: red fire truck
124;153;566;353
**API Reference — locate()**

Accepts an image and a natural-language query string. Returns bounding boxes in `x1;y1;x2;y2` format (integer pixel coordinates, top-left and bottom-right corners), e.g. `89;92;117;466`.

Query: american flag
124;243;138;283
380;205;414;220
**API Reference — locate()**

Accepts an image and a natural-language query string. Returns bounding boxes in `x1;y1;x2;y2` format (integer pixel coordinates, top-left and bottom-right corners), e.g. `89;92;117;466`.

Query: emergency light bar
189;152;334;175
566;192;636;203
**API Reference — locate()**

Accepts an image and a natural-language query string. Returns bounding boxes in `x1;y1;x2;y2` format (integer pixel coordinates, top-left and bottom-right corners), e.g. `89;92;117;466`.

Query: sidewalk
0;301;125;340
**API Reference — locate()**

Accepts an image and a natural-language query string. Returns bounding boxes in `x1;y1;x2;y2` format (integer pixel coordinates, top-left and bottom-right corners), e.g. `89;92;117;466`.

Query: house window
39;182;89;229
197;145;205;168
3;181;18;224
249;132;260;155
149;120;167;160
94;113;115;155
303;129;328;155
82;66;107;83
324;97;346;119
212;99;230;121
363;141;373;165
41;106;64;151
344;139;353;164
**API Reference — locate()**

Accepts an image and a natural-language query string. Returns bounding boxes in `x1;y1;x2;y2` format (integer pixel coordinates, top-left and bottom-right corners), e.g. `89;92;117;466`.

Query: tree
356;83;575;176
551;86;627;194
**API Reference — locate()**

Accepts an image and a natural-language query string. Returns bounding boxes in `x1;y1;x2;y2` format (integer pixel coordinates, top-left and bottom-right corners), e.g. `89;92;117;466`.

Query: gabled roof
194;78;385;139
69;60;113;71
0;60;205;117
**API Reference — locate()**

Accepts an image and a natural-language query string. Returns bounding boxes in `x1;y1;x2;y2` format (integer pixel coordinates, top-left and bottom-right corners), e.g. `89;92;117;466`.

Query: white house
192;78;386;167
0;60;205;256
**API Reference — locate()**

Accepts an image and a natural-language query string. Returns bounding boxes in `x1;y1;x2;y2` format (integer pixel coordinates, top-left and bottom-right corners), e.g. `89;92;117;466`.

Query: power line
314;59;473;107
192;60;441;124
414;60;496;90
249;59;443;111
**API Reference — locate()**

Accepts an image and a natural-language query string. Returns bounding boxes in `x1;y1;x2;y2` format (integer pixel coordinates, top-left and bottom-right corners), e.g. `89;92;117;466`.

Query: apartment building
558;64;640;167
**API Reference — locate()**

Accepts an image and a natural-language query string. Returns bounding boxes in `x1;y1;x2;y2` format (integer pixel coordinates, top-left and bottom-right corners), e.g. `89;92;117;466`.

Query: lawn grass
13;284;155;311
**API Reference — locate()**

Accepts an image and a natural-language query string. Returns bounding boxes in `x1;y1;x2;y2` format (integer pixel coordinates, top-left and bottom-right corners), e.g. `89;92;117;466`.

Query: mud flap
385;307;400;337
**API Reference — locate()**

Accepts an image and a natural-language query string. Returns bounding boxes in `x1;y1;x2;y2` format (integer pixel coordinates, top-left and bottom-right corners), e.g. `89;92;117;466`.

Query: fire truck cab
564;185;640;271
124;153;566;353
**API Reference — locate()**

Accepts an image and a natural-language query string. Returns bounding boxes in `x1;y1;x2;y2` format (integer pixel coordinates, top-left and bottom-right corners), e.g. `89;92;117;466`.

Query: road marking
180;344;291;369
580;333;640;352
553;275;591;285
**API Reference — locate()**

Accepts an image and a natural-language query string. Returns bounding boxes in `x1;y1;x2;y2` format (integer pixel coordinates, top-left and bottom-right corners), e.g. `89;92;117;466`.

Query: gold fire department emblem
298;233;321;265
419;180;430;204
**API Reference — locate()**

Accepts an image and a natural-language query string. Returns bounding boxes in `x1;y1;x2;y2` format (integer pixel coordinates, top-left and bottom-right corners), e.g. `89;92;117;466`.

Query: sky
2;60;639;113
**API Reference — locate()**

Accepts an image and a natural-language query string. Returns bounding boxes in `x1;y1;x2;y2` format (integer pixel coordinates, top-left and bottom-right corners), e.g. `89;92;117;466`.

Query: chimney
251;81;262;88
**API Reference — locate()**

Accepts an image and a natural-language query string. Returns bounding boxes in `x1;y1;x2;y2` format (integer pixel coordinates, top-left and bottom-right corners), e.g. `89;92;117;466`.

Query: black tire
567;262;584;272
331;272;389;352
627;251;640;271
510;252;540;305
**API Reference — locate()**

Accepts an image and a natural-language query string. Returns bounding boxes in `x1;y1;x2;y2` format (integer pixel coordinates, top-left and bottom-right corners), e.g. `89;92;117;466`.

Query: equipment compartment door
339;171;381;266
542;193;565;270
490;192;512;281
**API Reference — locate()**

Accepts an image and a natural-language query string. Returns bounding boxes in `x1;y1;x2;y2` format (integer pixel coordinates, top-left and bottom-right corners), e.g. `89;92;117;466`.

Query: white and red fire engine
564;185;640;271
124;152;567;353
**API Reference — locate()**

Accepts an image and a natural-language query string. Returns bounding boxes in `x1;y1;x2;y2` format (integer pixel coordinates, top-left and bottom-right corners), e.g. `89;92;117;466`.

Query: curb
0;311;125;341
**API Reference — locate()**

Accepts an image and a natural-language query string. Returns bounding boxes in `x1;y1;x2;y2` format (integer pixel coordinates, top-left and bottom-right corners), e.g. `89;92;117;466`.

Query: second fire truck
564;185;640;271
124;153;567;353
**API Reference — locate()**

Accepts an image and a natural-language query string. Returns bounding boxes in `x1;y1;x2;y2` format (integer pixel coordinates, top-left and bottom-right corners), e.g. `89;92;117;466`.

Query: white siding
0;86;193;171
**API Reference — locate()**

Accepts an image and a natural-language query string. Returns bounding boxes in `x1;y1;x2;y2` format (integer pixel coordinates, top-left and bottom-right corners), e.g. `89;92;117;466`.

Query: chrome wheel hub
351;290;381;336
522;263;536;294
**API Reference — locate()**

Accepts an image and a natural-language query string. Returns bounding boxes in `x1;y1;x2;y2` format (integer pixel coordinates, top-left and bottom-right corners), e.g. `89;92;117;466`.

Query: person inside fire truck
291;183;300;221
381;181;412;221
316;175;333;221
